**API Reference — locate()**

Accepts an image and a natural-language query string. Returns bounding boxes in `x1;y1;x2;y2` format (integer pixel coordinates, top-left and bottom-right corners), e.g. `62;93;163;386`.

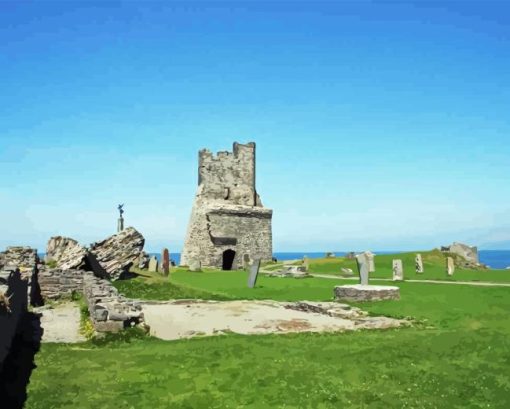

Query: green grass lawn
308;250;510;283
26;278;510;408
26;255;510;408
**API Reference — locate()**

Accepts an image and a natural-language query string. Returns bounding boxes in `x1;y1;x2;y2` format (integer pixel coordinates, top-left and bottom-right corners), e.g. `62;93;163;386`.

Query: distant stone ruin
181;142;273;270
440;242;485;269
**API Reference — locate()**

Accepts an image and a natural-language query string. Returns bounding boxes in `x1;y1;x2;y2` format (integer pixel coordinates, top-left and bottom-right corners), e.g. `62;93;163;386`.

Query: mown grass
26;280;510;408
308;250;510;282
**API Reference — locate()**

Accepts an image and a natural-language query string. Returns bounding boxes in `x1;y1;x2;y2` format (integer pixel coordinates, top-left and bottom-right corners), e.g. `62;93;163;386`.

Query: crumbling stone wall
0;268;28;372
0;246;40;306
38;269;86;301
181;142;273;269
83;273;144;333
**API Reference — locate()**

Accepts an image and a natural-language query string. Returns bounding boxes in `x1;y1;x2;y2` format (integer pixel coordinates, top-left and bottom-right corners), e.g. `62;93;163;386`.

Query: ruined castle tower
180;142;273;270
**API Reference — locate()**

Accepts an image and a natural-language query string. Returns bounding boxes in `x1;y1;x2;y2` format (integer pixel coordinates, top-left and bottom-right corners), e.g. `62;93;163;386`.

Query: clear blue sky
1;1;509;252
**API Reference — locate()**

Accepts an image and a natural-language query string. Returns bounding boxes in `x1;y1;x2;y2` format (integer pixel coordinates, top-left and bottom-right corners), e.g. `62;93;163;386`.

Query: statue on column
117;204;125;232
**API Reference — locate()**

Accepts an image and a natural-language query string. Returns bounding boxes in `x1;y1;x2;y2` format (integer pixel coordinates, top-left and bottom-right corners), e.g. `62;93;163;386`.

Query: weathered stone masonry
181;142;273;269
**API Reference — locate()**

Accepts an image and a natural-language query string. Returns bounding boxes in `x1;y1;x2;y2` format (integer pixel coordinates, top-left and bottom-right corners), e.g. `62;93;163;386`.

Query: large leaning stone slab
334;285;400;302
89;227;145;280
46;236;87;270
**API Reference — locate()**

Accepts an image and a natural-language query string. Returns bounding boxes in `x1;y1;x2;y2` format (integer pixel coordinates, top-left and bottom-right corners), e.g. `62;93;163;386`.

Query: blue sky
1;1;509;252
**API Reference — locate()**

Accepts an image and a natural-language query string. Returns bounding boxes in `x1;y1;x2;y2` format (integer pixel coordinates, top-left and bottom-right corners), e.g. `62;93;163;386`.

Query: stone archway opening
222;249;236;271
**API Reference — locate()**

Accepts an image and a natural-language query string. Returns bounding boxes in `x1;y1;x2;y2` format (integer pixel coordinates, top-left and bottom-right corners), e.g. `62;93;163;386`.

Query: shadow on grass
0;312;42;409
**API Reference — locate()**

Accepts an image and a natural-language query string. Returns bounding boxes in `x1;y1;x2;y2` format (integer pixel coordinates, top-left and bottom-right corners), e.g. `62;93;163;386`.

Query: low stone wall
83;273;144;333
334;284;400;302
38;268;85;300
0;268;28;372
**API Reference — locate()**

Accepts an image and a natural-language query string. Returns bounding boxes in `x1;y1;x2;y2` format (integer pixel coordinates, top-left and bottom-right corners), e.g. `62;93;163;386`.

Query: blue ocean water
150;250;510;270
37;250;510;270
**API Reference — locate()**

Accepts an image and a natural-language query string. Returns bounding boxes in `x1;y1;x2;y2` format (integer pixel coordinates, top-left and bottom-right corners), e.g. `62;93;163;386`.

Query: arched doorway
222;249;236;270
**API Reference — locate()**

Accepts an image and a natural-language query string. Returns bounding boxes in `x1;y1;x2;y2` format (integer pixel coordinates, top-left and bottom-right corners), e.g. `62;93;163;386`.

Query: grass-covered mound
26;281;510;408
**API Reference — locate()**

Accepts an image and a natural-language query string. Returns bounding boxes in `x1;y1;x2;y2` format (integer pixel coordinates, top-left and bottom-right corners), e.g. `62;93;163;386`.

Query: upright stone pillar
446;257;455;276
392;259;404;281
355;252;370;286
161;248;170;276
415;254;424;274
117;217;124;233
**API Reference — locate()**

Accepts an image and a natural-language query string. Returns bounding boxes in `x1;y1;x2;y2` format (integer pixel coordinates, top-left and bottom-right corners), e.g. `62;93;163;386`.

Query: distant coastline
35;249;510;270
145;250;510;270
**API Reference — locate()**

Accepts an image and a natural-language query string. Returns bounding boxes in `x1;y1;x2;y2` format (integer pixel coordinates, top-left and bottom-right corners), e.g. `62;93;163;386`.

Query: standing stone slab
161;248;170;276
189;259;201;272
303;256;310;272
446;257;455;276
247;259;261;288
415;254;424;274
365;251;376;273
392;259;404;281
242;254;251;271
355;253;370;286
148;256;158;273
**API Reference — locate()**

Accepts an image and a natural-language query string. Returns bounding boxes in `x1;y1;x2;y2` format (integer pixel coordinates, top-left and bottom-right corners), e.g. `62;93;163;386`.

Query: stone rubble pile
83;272;145;333
285;301;368;319
0;246;39;273
269;265;310;278
284;301;408;329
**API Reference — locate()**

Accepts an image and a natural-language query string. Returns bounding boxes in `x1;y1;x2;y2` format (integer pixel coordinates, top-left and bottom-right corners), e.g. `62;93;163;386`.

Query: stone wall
38;268;86;301
0;246;40;306
181;142;273;269
83;273;144;333
0;268;28;372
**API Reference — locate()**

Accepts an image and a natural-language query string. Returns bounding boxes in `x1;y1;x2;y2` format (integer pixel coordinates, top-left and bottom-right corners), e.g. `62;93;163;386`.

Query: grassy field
26;277;510;408
25;254;510;408
307;250;510;283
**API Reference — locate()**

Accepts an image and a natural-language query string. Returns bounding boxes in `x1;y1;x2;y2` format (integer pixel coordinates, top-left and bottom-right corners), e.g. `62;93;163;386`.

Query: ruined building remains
181;142;273;270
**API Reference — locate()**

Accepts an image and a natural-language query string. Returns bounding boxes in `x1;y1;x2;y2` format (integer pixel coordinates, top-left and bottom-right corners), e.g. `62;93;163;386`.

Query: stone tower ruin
181;142;273;270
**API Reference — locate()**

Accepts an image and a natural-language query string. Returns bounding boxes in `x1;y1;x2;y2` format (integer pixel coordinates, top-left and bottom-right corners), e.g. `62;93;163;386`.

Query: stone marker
366;251;376;273
303;256;310;271
243;254;251;271
161;248;170;276
415;254;424;274
247;259;261;288
392;259;404;281
336;251;400;302
446;257;455;276
189;259;201;272
341;267;354;276
355;252;370;286
148;256;158;273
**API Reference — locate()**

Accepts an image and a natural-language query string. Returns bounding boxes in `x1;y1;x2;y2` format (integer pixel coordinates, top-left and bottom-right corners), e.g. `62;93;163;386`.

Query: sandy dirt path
305;274;510;287
35;302;86;343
